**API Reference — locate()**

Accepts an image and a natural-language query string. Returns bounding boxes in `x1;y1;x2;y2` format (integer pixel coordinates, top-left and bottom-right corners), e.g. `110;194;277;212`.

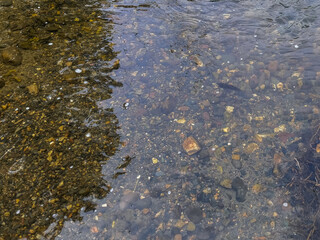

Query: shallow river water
1;0;320;240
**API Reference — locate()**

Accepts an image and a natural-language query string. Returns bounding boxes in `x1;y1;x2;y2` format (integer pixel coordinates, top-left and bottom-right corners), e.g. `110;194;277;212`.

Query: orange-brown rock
183;136;201;155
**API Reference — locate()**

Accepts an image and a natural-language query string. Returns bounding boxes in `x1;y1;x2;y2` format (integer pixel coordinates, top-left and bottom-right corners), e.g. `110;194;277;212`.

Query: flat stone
187;222;196;231
27;83;39;95
185;206;203;224
1;47;22;66
219;178;232;189
183;136;201;155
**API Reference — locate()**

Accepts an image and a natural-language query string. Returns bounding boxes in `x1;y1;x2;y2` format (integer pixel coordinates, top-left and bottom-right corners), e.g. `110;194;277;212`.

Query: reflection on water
0;0;123;239
1;0;320;239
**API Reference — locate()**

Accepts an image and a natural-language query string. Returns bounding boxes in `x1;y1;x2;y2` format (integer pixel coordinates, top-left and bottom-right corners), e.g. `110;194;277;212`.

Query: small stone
0;80;5;89
160;95;177;114
252;184;263;193
231;177;248;202
142;208;150;214
219;178;232;189
231;159;242;169
225;106;234;113
1;47;22;66
175;220;186;228
222;127;230;133
27;83;39;95
198;148;210;160
185;206;203;224
245;142;259;154
90;226;99;233
316;143;320;153
190;55;204;67
187;222;196;231
274;124;286;133
268;60;278;73
183;136;201;155
174;234;182;240
232;154;240;160
0;0;12;6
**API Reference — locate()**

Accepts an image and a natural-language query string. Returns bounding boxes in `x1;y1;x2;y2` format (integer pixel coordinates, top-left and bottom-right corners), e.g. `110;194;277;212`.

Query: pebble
183;136;201;155
174;234;182;240
1;47;22;66
27;83;39;95
198;148;210;160
252;184;263;193
245;142;259;154
160;95;177;114
219;178;232;189
231;177;248;202
187;222;196;231
185;206;203;224
231;158;242;169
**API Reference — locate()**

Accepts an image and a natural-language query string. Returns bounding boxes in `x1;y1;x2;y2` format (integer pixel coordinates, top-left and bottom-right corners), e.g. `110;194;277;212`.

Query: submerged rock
1;47;22;66
185;206;203;224
182;136;201;155
232;177;248;202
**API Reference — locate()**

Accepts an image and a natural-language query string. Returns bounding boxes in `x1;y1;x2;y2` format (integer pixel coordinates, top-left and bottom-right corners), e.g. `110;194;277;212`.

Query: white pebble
75;69;82;73
48;43;53;46
85;132;91;138
283;202;288;207
294;45;299;49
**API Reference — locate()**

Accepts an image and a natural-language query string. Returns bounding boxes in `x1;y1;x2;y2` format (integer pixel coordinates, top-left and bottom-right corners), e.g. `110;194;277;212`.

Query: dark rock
1;47;22;66
197;191;212;203
0;0;12;6
149;187;162;198
0;80;5;89
18;41;33;50
160;95;177;114
210;199;224;209
172;205;182;219
185;206;203;224
133;197;152;210
231;177;247;202
45;23;60;32
197;226;215;240
198;148;210;160
231;159;242;169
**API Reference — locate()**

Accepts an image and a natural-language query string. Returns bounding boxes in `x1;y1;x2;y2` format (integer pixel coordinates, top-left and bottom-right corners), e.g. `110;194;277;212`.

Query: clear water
1;0;320;239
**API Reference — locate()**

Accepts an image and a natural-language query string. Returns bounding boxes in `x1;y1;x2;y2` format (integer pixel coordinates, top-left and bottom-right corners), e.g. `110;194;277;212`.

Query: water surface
1;0;320;239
